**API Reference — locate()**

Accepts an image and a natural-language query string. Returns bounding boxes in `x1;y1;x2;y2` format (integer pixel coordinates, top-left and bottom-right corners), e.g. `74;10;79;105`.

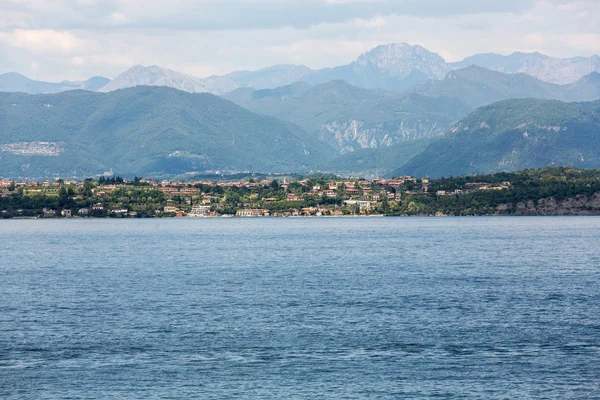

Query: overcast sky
1;0;599;81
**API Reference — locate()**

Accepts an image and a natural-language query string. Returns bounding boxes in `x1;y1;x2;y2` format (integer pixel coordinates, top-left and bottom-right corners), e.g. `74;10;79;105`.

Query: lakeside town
1;167;600;218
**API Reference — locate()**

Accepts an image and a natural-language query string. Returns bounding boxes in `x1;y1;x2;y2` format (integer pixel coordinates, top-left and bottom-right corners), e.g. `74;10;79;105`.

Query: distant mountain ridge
0;73;110;94
97;43;451;94
222;64;314;90
2;43;599;95
223;66;600;160
451;52;600;85
224;80;472;155
301;43;452;92
98;65;216;94
97;45;600;93
412;66;600;108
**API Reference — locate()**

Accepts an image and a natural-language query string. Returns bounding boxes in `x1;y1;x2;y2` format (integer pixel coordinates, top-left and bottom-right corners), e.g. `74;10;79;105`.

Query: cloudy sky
1;0;599;81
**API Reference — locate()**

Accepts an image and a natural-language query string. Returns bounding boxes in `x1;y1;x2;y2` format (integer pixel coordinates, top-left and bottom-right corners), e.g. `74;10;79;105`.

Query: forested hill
0;86;326;179
394;98;600;178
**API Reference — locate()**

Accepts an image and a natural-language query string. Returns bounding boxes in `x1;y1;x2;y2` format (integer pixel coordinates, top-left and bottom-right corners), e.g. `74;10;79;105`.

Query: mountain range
412;66;600;108
223;68;600;157
98;65;215;94
2;86;600;180
2;42;600;180
451;52;600;85
224;80;471;154
2;43;599;95
100;43;450;95
0;73;110;94
300;43;451;92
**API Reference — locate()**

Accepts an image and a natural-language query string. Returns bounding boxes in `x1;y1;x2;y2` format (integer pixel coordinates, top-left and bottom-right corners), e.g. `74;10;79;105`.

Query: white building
188;205;211;217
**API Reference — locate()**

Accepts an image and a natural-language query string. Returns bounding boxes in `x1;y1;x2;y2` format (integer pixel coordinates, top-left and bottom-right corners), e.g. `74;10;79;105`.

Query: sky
1;0;599;81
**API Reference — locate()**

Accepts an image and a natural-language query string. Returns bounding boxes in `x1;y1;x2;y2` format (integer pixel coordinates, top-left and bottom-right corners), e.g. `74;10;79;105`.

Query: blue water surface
1;217;599;399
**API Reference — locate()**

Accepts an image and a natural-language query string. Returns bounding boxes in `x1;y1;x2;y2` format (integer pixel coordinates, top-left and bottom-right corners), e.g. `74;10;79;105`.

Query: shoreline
4;214;600;221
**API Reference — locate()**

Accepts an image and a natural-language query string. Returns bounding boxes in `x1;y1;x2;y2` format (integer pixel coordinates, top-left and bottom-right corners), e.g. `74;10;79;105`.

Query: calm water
1;217;600;399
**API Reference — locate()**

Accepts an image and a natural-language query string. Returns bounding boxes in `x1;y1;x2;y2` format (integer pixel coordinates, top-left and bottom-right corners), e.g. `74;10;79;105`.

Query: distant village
0;174;515;218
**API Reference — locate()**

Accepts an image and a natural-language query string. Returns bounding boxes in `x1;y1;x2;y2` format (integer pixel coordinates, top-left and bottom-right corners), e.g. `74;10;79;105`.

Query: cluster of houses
433;182;512;196
0;175;513;218
0;179;70;196
234;206;345;217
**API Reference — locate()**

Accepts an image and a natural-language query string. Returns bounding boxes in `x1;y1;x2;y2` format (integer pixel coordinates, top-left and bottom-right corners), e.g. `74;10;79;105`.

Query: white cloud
111;12;130;24
2;29;84;54
71;56;85;65
353;15;387;28
0;0;598;81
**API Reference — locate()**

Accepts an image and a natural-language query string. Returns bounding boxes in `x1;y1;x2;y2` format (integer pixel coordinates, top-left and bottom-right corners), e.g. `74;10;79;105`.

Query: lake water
1;217;599;399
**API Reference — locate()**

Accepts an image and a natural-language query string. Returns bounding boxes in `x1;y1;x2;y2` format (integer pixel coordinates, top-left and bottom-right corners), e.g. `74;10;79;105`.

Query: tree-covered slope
0;86;325;179
394;98;600;178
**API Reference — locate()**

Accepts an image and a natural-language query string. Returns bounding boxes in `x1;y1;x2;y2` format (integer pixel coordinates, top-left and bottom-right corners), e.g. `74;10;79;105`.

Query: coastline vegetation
1;167;600;218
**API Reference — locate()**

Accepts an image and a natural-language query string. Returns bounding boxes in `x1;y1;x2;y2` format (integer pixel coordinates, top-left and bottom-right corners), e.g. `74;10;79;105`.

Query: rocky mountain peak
99;65;209;93
354;43;451;79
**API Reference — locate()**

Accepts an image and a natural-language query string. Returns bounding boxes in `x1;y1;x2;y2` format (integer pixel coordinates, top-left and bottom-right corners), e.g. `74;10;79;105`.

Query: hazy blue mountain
7;44;600;97
77;76;112;91
303;43;452;92
0;86;326;179
220;43;451;92
228;81;313;103
220;64;313;90
99;44;452;94
411;66;600;108
451;52;600;85
99;64;313;95
564;72;600;100
98;65;225;94
0;72;110;94
73;44;600;97
217;45;600;94
394;98;600;178
224;80;471;155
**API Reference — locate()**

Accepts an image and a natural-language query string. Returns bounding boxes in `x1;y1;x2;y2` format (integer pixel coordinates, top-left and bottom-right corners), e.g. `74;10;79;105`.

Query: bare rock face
354;43;452;80
99;65;216;93
319;118;449;154
497;193;600;215
510;55;600;85
303;43;453;91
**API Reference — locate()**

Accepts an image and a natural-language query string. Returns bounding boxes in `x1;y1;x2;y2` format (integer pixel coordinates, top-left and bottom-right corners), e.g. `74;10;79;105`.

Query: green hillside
394;98;600;177
0;86;326;179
